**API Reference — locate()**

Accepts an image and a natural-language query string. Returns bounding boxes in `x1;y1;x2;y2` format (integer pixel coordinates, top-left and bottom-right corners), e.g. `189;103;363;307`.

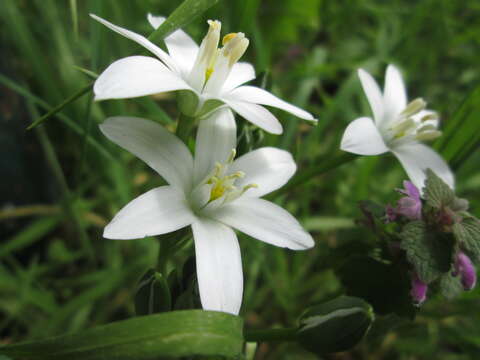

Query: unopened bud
297;296;374;355
455;252;477;290
410;272;428;305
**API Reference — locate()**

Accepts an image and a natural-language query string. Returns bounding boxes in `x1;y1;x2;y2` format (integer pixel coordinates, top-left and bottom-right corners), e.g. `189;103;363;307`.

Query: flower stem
176;113;196;142
244;327;297;342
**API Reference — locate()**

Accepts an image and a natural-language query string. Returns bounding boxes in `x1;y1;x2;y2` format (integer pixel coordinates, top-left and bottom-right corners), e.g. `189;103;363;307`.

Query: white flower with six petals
100;108;314;314
340;65;454;191
91;14;316;134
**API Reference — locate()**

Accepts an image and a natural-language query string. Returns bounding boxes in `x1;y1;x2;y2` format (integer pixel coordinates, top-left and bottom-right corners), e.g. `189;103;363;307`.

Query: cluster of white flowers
92;14;453;315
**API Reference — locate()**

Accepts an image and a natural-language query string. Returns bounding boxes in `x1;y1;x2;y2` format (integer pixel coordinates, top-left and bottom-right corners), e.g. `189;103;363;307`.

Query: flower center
386;98;442;144
205;149;257;204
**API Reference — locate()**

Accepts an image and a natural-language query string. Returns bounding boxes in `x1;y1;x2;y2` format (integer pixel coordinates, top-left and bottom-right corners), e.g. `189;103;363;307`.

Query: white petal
340;117;389;155
100;117;194;191
392;142;455;192
225;86;316;122
194;108;237;185
104;186;195;239
147;14;199;77
384;65;407;119
222;62;256;92
192;218;243;314
358;68;384;125
90;14;179;73
228;147;296;198
210;198;314;250
94;56;191;101
223;100;283;134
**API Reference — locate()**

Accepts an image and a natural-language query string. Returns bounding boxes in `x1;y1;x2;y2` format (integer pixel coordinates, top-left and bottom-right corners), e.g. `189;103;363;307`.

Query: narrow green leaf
400;221;454;283
27;83;93;130
436;85;480;170
453;217;480;263
269;152;358;198
148;0;221;43
423;169;455;209
0;310;243;360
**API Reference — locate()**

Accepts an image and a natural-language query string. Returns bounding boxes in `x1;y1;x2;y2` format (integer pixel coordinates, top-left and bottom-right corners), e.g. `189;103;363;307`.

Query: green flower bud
134;269;171;316
297;296;374;355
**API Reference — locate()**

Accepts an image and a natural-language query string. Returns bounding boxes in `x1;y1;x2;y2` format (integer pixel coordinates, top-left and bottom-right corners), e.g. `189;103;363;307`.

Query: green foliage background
1;0;480;358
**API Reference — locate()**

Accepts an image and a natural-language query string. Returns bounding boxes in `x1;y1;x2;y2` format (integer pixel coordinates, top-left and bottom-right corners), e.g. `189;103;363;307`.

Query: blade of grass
0;74;115;161
26;100;94;260
0;217;62;259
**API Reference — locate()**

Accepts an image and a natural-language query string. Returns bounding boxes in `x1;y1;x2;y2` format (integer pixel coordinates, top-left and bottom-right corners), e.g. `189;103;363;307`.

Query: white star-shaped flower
341;65;454;190
91;14;316;134
100;108;314;314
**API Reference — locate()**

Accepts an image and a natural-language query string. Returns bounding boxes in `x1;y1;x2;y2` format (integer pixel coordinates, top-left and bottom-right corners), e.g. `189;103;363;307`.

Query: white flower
99;108;314;314
340;65;454;191
90;14;316;134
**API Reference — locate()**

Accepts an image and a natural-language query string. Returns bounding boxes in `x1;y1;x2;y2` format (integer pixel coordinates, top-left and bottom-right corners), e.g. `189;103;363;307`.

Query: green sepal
0;310;243;360
135;269;171;316
297;296;374;355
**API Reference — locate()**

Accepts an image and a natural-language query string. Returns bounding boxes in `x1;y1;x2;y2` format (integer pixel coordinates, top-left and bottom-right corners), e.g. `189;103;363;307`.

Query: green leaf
337;256;415;318
439;272;464;299
297;296;374;355
423;169;455;209
135;269;172;315
453;217;480;263
400;221;454;283
0;310;243;360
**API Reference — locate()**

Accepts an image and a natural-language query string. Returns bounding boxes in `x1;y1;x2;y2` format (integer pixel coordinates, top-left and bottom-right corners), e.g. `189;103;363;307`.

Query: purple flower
455;252;477;290
410;272;428;305
396;181;422;220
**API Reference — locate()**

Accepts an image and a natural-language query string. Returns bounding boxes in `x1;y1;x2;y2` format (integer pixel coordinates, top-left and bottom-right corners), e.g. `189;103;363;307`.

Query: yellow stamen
222;33;237;45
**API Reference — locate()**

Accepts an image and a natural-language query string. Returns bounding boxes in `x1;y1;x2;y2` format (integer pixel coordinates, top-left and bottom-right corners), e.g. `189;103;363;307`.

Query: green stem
156;228;190;274
244;327;297;342
27;82;93;130
175;113;196;143
270;152;359;198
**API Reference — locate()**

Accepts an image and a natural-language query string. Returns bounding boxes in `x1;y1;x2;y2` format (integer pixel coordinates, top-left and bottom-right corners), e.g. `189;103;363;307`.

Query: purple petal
403;180;421;200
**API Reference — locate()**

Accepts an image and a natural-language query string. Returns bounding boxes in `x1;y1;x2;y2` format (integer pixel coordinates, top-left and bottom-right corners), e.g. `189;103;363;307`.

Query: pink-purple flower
396;180;422;220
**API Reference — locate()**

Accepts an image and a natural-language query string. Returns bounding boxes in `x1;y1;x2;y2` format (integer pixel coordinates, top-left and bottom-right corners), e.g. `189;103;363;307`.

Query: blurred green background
1;0;480;358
